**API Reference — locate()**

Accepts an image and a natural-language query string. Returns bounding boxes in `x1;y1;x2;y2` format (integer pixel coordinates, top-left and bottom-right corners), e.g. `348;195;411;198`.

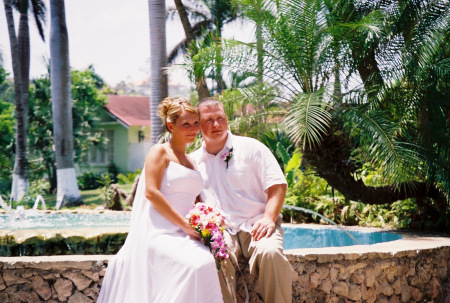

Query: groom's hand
251;217;275;241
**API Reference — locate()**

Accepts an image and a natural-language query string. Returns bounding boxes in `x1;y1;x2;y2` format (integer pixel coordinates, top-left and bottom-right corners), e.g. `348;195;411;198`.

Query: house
77;95;152;174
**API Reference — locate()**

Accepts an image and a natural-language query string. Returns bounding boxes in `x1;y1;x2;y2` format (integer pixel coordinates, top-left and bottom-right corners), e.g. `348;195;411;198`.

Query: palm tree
50;0;82;209
173;0;211;100
204;0;449;206
4;0;46;201
149;0;168;143
171;0;240;97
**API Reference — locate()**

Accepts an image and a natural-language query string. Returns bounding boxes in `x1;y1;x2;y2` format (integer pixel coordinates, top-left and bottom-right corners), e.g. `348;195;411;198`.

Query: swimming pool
283;225;402;249
0;211;403;257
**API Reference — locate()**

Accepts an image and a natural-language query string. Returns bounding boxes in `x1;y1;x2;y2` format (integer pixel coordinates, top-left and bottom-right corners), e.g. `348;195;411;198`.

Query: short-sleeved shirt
191;132;287;234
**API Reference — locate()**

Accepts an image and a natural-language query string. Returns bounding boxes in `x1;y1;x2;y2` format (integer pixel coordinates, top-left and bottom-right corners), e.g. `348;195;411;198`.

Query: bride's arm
144;145;200;240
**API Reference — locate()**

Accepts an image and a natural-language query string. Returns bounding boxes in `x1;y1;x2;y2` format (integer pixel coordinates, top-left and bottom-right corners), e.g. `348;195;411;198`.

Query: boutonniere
220;147;234;169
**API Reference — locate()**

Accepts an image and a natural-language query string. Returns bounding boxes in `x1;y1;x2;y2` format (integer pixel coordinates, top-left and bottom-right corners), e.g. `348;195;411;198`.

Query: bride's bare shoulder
145;144;169;164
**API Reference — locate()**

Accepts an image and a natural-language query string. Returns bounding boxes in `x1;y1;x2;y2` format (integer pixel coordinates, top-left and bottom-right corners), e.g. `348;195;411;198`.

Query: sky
0;0;253;87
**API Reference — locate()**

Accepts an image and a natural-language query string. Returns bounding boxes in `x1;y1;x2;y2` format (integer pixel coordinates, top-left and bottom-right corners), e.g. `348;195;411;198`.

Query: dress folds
97;162;223;303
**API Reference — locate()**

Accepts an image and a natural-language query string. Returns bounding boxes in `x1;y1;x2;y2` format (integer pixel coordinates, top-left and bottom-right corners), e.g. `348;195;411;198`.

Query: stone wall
0;256;107;303
1;246;449;302
238;246;450;303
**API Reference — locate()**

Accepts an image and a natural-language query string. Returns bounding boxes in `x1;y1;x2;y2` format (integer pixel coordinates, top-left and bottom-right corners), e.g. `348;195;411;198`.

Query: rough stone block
310;272;321;288
362;286;376;303
391;277;402;295
317;255;334;264
324;294;339;303
388;295;401;303
319;277;332;294
31;275;52;300
0;273;6;291
365;268;376;288
409;286;422;302
350;271;365;284
380;279;394;296
3;271;29;286
62;270;93;291
68;290;94;303
53;277;74;301
305;262;317;274
304;254;317;261
329;266;339;283
317;265;330;279
332;281;348;297
347;283;361;301
428;277;441;299
376;294;389;303
83;284;100;300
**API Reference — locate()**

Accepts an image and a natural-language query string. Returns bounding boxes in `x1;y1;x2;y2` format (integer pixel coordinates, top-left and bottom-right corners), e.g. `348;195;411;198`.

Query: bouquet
186;203;229;270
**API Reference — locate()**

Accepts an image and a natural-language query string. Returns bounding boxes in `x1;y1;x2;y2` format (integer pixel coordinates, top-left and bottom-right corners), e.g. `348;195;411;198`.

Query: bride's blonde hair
158;97;198;132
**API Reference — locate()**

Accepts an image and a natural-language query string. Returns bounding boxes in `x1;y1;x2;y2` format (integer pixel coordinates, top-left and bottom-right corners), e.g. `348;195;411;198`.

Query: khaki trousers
219;221;292;303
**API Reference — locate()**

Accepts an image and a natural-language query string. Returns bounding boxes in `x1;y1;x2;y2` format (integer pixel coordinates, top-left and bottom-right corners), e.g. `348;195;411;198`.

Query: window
88;130;114;164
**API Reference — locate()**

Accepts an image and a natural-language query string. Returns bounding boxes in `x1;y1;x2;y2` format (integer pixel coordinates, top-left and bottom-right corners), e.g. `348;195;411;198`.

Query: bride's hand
181;220;201;241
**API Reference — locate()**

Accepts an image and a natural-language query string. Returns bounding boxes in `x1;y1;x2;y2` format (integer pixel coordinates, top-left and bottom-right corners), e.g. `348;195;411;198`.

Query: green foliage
285;89;332;149
77;163;119;190
259;128;295;169
216;82;286;141
70;67;108;163
117;169;142;185
281;148;449;231
27;67;108;191
285;168;330;207
97;173;114;208
0;66;14;195
77;172;103;190
215;0;450;202
0;100;14;194
28;75;55;184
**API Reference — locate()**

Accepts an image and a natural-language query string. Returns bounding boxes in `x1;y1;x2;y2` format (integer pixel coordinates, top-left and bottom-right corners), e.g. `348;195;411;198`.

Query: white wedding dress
97;160;224;303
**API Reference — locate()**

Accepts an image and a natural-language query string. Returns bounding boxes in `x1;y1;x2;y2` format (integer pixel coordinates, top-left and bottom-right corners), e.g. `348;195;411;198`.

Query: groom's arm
251;183;287;241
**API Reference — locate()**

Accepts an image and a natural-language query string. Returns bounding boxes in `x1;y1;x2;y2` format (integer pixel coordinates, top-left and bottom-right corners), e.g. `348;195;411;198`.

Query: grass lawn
21;183;134;210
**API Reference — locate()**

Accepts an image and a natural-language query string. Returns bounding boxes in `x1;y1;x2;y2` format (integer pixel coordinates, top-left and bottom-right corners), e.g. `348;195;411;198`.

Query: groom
192;98;293;303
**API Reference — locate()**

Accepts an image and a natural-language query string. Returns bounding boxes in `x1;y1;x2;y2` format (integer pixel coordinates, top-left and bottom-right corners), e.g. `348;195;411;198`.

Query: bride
97;97;224;303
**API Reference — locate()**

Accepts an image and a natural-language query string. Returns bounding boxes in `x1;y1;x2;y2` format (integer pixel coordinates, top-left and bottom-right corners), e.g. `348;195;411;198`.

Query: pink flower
220;147;234;169
186;202;229;270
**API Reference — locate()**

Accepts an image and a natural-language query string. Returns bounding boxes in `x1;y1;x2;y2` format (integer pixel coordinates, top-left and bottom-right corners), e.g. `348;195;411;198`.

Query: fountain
0;196;10;213
32;194;47;210
0;196;130;256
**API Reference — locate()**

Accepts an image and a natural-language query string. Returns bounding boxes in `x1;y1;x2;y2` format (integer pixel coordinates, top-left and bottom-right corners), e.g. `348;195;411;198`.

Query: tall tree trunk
4;0;29;202
256;21;263;83
149;0;168;144
214;26;224;94
173;0;210;100
50;0;82;209
333;41;342;101
18;1;30;124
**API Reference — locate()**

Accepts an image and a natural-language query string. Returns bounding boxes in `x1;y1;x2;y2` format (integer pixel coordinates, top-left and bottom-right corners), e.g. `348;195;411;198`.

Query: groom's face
198;104;228;142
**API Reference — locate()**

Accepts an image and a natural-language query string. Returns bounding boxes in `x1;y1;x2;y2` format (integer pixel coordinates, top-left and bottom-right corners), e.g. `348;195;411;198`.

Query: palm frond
284;88;332;149
342;108;423;185
31;0;46;41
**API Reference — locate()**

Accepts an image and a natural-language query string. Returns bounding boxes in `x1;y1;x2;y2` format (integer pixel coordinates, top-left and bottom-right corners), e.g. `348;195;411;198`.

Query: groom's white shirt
191;132;287;234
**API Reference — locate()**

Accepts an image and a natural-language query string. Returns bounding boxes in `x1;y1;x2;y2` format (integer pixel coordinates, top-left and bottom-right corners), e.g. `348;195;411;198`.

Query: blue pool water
1;213;402;249
283;226;403;249
0;213;131;230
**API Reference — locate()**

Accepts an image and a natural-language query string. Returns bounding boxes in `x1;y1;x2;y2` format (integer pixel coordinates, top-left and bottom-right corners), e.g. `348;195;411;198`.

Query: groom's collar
201;131;234;159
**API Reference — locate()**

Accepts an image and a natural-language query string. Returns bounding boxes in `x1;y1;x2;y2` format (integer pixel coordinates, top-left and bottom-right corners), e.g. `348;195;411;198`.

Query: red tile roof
104;95;150;127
